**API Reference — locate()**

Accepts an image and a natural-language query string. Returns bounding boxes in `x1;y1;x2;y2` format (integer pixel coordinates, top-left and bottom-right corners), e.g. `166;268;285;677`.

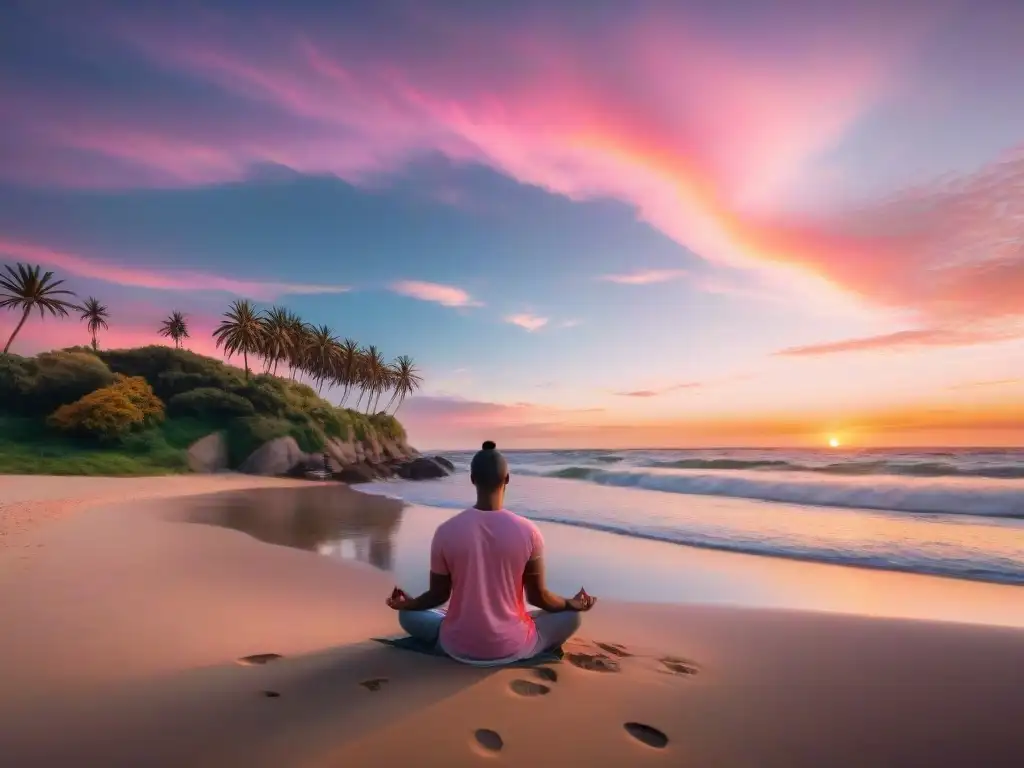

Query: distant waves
530;466;1024;519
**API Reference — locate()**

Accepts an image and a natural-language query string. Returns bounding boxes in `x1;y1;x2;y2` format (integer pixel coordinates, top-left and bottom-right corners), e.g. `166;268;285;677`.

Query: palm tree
259;305;293;375
352;346;371;411
78;297;110;351
213;299;265;378
284;312;311;380
373;359;397;413
359;345;389;413
158;311;190;349
385;355;423;413
305;324;342;394
336;338;361;405
0;263;77;354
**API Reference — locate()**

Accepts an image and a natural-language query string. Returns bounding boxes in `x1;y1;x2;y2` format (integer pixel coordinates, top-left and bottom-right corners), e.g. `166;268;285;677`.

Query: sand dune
1;475;1022;767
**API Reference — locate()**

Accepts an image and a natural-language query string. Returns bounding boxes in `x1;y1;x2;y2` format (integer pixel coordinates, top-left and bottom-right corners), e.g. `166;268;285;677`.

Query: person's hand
386;586;412;610
565;587;597;612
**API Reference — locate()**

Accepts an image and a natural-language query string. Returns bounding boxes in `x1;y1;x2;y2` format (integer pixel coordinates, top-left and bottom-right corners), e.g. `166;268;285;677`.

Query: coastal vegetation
0;261;423;476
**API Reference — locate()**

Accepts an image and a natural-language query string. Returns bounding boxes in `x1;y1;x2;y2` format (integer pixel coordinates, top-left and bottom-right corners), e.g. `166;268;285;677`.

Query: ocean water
358;448;1024;586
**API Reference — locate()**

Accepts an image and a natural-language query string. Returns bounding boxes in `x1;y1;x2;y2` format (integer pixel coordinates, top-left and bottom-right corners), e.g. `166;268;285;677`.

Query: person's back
431;507;541;661
386;441;595;665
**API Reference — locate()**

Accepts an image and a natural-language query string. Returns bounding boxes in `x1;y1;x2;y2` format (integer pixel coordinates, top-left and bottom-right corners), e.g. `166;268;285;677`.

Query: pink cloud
0;239;350;300
775;327;1023;357
598;269;686;285
504;313;548;332
4;3;1021;340
389;280;482;308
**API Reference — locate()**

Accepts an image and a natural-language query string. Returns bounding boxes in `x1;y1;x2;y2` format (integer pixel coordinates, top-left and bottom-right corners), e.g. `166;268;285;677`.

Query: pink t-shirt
430;507;543;662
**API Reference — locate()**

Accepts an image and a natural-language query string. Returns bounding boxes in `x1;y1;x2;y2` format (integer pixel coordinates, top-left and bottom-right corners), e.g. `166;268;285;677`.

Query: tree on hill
213;299;265;379
78;297;110;351
306;324;342;394
359;345;389;413
1;263;78;354
202;299;426;410
158;311;190;349
385;355;423;414
282;311;309;380
336;338;361;405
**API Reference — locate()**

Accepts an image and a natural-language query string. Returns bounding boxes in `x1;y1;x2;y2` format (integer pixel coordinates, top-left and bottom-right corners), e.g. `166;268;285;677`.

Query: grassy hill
0;346;407;476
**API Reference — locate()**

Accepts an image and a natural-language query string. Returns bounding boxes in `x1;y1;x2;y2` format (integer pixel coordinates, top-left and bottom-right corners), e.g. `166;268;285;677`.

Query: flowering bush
48;375;165;441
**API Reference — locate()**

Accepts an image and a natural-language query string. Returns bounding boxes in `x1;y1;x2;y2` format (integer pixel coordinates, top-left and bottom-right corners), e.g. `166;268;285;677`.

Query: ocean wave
353;477;1024;585
535;466;1024;518
519;514;1022;585
643;458;1024;478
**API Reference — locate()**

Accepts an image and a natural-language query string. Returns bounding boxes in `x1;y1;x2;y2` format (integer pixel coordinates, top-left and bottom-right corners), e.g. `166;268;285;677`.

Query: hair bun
482;440;497;450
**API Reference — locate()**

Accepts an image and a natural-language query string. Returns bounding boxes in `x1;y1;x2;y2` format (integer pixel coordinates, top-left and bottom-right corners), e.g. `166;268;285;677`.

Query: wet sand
1;475;1023;766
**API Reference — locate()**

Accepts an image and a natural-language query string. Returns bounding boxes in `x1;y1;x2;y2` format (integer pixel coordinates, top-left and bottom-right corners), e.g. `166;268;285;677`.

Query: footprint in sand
595;642;633;658
473;729;504;754
509;679;551;697
624;722;668;749
534;667;558;683
566;652;621;673
659;657;699;676
359;678;389;692
237;653;283;666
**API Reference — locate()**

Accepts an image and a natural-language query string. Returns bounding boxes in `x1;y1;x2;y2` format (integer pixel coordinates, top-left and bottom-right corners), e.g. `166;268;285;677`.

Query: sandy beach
2;475;1023;767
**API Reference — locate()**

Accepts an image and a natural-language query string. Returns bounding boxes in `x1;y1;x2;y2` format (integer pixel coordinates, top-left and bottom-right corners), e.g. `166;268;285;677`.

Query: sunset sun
828;437;841;448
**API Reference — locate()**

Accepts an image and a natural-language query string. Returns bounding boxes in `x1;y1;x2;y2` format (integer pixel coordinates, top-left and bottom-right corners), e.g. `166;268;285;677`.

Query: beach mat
372;635;563;665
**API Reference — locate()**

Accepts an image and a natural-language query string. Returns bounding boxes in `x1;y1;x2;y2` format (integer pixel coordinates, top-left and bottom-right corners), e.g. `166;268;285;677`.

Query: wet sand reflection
178;485;404;571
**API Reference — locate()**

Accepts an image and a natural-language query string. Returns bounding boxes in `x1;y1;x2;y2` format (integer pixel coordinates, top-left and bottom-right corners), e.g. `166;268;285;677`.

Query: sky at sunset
1;0;1022;449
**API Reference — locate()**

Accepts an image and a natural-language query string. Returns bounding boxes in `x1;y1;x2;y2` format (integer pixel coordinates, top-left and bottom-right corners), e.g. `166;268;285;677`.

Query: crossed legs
398;608;582;655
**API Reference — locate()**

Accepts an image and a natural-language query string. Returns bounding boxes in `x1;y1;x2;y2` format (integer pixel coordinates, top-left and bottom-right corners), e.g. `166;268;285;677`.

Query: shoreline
2;476;1024;765
355;468;1024;586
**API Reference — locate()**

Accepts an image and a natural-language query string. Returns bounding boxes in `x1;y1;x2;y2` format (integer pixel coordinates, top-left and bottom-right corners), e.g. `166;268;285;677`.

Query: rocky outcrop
186;431;228;473
188;421;451;484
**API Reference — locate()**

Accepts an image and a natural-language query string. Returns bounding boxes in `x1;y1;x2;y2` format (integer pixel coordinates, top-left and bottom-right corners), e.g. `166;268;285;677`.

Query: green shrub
160;417;222;449
370;413;406;441
98;346;244;400
238;375;291;418
4;350;116;415
0;355;32;411
167;387;255;420
48;375;165;441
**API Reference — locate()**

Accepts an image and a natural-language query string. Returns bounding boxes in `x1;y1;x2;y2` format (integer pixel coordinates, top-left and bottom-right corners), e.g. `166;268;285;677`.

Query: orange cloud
948;378;1022;391
616;382;703;397
775;327;1023;357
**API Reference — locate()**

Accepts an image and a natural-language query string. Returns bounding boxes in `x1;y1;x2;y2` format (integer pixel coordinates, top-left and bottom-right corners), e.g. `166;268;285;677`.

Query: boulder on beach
431;455;456;472
239;436;306;476
394;456;451;481
186;432;229;473
335;462;385;484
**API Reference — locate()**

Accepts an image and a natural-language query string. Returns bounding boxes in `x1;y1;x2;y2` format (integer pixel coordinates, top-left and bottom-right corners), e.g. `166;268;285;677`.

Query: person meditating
386;441;596;665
